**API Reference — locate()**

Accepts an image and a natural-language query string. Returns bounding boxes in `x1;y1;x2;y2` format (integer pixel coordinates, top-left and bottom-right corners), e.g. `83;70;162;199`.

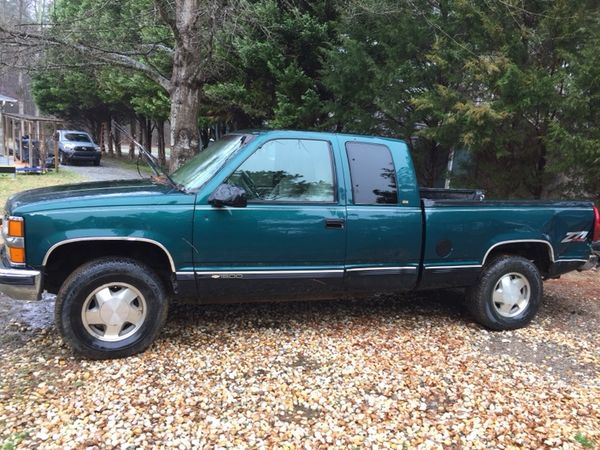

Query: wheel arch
482;239;554;274
43;238;176;294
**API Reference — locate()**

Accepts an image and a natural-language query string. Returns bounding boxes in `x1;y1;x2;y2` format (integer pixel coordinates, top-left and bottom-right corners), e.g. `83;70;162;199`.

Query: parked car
56;129;101;166
0;130;598;359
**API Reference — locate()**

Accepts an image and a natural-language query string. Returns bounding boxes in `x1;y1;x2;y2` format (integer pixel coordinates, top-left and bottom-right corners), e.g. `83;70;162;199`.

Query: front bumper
0;256;42;301
69;150;101;161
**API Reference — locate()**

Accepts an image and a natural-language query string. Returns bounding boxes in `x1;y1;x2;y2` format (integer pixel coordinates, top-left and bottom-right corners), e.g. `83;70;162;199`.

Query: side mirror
208;183;247;208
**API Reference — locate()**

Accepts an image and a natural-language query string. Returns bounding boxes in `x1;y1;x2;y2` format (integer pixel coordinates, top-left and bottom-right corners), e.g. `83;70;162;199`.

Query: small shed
0;94;18;168
1;111;64;173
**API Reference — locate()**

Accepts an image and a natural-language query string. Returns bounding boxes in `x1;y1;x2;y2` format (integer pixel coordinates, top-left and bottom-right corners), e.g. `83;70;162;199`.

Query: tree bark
168;70;201;171
167;0;203;171
106;118;114;156
129;117;136;159
113;126;122;157
146;118;153;155
99;122;106;153
156;119;166;167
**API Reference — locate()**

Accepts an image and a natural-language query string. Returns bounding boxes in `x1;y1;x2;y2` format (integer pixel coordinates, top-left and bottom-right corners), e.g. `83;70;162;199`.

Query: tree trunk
169;82;200;170
138;117;147;152
113;126;122;157
146;118;153;155
156;119;166;167
168;34;201;171
99;122;106;153
106;118;114;156
137;117;145;157
129;117;136;159
533;141;547;200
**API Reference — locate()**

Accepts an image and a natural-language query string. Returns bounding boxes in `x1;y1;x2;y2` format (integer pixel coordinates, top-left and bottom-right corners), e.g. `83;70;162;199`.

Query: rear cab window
345;142;398;205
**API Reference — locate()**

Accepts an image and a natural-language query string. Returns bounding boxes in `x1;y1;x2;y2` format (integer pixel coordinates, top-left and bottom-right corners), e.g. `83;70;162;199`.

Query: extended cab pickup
1;130;598;358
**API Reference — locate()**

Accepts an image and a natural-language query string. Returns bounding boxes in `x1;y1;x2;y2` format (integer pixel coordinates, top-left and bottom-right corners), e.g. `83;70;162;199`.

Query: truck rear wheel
467;255;542;330
55;257;168;359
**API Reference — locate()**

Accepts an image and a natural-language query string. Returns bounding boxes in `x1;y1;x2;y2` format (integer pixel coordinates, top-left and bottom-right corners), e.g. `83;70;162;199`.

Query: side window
346;142;398;205
228;139;335;203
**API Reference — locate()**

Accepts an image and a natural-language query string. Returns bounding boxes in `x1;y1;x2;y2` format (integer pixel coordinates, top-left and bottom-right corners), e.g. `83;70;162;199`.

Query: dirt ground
0;270;598;449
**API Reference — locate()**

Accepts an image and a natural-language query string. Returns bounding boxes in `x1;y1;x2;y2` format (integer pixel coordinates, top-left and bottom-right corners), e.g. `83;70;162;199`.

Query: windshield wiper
111;120;184;192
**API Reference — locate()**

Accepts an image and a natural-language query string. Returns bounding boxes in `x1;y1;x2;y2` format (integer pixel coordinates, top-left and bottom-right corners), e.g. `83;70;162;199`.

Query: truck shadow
163;289;472;339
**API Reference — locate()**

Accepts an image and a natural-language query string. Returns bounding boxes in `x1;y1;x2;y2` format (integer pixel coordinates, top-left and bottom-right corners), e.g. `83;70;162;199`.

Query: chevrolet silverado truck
1;130;598;359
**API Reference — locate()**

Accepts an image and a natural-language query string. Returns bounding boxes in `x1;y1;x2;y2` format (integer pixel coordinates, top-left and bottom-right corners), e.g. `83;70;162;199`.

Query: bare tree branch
153;0;179;42
0;23;172;91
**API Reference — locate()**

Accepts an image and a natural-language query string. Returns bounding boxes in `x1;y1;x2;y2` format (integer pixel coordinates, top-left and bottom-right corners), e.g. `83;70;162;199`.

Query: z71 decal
561;231;589;243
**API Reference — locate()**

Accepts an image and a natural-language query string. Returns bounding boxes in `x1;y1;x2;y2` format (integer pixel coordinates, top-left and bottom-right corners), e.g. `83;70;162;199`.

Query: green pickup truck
1;130;598;358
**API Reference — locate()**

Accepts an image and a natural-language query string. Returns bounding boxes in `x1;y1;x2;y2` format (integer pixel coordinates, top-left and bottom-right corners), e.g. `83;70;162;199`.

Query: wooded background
1;0;599;201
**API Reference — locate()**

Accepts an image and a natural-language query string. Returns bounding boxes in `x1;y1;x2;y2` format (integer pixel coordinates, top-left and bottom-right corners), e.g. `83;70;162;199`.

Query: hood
5;179;191;215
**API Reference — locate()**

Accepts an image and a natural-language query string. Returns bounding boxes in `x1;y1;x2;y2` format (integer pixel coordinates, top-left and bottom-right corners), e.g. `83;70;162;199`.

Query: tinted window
229;139;335;202
346;142;398;205
64;133;91;142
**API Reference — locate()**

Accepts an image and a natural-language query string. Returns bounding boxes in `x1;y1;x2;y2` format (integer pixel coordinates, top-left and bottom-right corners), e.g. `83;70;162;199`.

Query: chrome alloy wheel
492;272;531;318
81;282;147;342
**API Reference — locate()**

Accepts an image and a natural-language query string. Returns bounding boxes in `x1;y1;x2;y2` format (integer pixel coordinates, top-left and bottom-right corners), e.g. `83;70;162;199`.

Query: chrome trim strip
555;258;589;263
43;237;177;272
425;265;482;270
195;269;343;275
482;239;555;265
346;266;417;272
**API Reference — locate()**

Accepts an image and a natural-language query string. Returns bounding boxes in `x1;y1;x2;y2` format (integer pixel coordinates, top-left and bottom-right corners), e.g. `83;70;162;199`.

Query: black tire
55;257;168;359
60;151;68;165
467;255;542;330
93;159;101;166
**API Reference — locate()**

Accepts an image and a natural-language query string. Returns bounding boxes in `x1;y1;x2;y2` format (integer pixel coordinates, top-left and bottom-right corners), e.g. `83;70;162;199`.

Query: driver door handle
325;218;345;229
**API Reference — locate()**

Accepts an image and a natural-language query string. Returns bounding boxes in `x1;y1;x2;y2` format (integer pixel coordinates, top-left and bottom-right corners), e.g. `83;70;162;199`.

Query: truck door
192;137;346;302
339;137;423;292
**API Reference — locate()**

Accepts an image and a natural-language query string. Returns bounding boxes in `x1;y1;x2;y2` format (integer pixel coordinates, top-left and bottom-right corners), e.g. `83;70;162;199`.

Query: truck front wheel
55;257;168;359
467;255;542;330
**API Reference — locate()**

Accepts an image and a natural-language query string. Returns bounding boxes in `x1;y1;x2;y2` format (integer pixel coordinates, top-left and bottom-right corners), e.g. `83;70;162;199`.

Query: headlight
63;143;75;150
2;216;25;265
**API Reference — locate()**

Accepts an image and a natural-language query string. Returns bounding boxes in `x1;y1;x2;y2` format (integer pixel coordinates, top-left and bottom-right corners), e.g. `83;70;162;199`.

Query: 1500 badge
561;231;589;243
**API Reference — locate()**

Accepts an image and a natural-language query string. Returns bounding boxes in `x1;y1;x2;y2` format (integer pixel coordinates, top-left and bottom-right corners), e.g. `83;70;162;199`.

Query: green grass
103;154;157;175
0;170;85;213
575;433;595;449
2;431;28;450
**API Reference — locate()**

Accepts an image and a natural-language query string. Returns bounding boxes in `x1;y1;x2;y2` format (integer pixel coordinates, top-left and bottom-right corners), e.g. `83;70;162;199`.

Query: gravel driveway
61;157;144;182
0;270;598;449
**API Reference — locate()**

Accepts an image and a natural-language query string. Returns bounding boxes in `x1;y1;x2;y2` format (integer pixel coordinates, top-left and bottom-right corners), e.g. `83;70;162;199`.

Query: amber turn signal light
7;217;24;237
8;247;25;264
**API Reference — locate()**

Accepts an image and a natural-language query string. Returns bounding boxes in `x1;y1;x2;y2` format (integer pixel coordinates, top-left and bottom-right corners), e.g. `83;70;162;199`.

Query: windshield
171;134;249;191
64;133;91;142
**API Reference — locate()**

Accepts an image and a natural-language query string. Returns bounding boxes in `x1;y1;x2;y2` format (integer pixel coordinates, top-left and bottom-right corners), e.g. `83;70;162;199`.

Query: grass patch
0;170;85;212
103;154;157;175
2;431;28;450
575;432;595;449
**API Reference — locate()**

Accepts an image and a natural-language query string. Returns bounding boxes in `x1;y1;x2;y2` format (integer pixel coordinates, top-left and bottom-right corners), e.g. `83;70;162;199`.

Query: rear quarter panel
423;202;594;268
